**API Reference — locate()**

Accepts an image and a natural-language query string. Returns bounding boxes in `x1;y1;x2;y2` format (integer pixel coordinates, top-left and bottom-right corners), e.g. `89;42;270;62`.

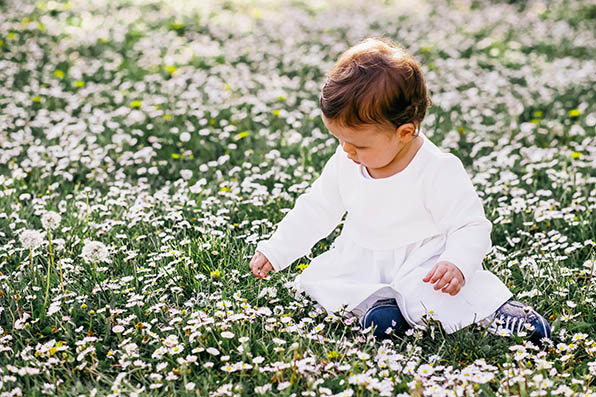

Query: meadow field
0;0;595;395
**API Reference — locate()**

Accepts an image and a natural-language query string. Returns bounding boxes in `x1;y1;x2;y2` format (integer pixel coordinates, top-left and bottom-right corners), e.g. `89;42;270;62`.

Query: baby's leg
360;298;410;340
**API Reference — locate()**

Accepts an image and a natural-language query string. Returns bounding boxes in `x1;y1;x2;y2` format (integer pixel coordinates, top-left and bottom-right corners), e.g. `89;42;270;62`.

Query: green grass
0;0;595;395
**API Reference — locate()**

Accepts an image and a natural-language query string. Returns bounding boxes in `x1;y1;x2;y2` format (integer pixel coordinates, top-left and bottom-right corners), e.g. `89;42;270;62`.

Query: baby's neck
366;136;424;179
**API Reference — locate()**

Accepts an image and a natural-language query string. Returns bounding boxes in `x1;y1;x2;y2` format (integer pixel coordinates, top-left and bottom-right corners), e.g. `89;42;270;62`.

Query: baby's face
322;115;416;173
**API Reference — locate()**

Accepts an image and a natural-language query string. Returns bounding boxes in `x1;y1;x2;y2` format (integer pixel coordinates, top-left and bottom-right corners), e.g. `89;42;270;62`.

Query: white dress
256;130;512;334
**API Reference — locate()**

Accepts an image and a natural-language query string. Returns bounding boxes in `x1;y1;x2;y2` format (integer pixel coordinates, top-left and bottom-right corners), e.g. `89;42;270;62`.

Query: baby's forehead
326;121;388;145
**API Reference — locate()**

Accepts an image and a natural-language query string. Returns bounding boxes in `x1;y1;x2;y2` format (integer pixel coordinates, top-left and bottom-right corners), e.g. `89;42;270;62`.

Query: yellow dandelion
251;8;263;18
232;131;250;141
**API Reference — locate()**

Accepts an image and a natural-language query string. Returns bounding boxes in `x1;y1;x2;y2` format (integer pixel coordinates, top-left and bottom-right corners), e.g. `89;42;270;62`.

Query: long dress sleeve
256;145;347;272
422;154;493;285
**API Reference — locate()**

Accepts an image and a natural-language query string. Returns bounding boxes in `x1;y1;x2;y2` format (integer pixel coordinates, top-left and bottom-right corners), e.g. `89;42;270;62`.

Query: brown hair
320;37;431;134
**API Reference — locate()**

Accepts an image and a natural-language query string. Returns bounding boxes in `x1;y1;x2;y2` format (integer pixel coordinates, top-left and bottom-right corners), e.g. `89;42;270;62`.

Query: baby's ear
395;123;417;140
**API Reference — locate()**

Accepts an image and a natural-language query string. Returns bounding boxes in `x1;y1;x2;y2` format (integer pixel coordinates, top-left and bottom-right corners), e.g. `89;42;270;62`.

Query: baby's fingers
429;265;449;284
251;261;261;278
250;253;266;277
423;264;438;282
260;262;274;278
442;279;462;295
249;251;260;266
433;273;453;290
251;251;274;278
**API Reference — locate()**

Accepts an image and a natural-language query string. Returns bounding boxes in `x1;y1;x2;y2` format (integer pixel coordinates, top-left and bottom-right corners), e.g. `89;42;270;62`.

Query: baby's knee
361;299;410;340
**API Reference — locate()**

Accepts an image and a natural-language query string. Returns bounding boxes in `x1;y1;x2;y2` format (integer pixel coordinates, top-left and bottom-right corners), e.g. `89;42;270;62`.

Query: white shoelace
487;314;528;335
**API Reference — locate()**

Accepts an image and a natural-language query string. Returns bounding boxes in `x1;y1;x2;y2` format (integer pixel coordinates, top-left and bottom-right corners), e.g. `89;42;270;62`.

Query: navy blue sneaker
360;298;410;340
486;300;551;346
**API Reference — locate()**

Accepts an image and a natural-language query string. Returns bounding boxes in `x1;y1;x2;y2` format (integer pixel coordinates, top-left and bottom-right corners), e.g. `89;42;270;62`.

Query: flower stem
42;232;54;317
59;254;65;296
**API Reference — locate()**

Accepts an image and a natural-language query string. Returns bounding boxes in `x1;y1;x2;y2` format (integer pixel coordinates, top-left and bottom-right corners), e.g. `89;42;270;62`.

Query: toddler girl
249;37;551;345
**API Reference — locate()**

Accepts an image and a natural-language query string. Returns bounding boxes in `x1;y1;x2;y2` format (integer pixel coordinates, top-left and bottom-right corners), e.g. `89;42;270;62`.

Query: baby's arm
423;155;493;287
253;145;346;274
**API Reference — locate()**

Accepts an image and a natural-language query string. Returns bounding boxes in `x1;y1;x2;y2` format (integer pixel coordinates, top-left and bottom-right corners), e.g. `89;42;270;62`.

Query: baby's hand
250;250;274;279
422;261;464;296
